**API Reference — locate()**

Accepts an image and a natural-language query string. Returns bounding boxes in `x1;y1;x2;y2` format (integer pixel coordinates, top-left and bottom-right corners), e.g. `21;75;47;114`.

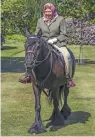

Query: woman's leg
53;44;75;87
60;47;75;87
60;47;72;78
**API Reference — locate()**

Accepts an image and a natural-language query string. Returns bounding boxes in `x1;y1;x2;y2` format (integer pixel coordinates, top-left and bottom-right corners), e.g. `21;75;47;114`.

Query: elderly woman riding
19;3;75;87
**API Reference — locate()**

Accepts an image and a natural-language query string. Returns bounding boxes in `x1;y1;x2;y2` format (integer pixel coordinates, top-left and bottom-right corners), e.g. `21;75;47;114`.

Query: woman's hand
48;38;57;44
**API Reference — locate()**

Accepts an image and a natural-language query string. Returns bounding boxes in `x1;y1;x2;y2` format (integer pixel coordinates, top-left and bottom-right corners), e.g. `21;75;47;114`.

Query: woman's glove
48;38;57;44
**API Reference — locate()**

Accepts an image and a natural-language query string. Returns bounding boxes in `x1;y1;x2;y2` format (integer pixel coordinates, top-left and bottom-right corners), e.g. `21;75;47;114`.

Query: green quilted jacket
35;16;67;47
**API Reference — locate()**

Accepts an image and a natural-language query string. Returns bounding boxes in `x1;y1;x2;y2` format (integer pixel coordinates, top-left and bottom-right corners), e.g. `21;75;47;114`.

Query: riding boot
19;72;31;84
67;78;75;87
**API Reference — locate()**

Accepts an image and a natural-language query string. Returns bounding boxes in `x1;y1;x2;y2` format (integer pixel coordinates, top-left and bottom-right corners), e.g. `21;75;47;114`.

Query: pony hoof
28;123;47;134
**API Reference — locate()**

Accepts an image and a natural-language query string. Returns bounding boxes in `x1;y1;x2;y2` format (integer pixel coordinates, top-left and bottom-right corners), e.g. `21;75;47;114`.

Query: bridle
25;46;37;68
25;37;53;87
25;39;51;68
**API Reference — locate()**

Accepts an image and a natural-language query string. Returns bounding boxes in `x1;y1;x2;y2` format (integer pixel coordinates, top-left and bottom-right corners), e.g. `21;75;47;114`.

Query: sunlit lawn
1;41;95;136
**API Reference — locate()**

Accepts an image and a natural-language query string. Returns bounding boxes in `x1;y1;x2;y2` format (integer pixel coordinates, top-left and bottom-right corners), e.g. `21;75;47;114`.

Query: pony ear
25;25;31;37
37;29;42;38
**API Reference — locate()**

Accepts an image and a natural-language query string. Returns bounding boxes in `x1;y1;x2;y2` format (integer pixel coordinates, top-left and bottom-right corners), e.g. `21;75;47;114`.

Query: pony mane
27;35;58;53
26;35;39;46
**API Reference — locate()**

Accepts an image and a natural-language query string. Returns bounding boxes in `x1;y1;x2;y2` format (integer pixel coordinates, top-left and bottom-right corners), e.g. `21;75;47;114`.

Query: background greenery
1;0;95;135
1;0;95;37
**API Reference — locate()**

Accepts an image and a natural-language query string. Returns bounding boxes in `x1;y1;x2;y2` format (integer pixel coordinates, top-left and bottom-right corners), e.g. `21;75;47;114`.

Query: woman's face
44;8;52;20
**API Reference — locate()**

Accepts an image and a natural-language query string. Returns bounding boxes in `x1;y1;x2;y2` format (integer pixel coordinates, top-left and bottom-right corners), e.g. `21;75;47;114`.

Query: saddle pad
52;45;75;72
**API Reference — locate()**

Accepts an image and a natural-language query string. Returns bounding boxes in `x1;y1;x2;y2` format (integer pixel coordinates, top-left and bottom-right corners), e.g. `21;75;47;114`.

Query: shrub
6;34;26;42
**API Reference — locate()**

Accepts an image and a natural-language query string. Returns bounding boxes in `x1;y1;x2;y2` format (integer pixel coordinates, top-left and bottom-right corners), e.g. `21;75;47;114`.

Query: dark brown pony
24;31;75;134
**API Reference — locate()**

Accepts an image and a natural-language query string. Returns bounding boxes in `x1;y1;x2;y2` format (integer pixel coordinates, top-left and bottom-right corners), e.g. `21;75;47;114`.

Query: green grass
1;41;95;59
1;40;25;57
1;41;95;136
69;45;95;60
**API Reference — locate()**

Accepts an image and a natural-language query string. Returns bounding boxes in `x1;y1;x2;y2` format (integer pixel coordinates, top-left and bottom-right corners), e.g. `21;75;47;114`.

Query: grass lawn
1;41;95;136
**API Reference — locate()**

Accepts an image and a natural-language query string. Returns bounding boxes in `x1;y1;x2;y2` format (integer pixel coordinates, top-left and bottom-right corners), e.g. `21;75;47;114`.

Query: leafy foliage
1;0;95;36
58;0;95;21
1;0;26;35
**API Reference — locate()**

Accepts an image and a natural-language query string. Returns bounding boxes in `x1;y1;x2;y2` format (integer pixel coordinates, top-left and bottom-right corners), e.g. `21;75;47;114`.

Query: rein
35;50;51;67
35;39;53;87
26;39;53;88
26;46;51;68
36;52;53;87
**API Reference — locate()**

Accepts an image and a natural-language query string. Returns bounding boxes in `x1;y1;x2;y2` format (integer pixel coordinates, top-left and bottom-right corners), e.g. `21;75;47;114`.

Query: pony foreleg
61;84;71;120
28;84;46;134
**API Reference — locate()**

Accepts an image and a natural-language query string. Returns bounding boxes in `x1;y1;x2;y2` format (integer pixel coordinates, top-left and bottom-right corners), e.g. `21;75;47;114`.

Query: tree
57;0;95;22
1;0;95;36
1;0;27;35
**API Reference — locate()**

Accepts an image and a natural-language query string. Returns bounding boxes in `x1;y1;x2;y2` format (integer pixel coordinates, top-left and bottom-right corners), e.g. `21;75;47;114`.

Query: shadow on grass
1;57;95;73
76;59;95;64
1;57;25;73
1;46;17;50
45;111;91;131
65;111;91;125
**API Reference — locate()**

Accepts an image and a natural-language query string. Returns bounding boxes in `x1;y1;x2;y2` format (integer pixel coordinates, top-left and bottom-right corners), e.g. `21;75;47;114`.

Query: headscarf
43;3;58;21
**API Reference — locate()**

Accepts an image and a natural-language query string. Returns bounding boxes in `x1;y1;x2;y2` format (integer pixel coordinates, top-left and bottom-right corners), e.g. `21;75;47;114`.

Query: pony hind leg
61;84;71;120
47;87;65;130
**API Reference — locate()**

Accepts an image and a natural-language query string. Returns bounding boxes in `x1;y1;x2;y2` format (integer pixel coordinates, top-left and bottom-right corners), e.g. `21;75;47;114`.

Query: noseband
25;40;51;68
26;50;36;57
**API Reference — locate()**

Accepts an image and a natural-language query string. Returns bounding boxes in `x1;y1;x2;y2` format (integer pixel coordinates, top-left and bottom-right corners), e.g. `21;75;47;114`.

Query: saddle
49;43;75;78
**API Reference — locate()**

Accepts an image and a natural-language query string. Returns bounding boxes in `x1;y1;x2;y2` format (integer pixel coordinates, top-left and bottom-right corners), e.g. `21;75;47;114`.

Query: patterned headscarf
43;3;58;21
